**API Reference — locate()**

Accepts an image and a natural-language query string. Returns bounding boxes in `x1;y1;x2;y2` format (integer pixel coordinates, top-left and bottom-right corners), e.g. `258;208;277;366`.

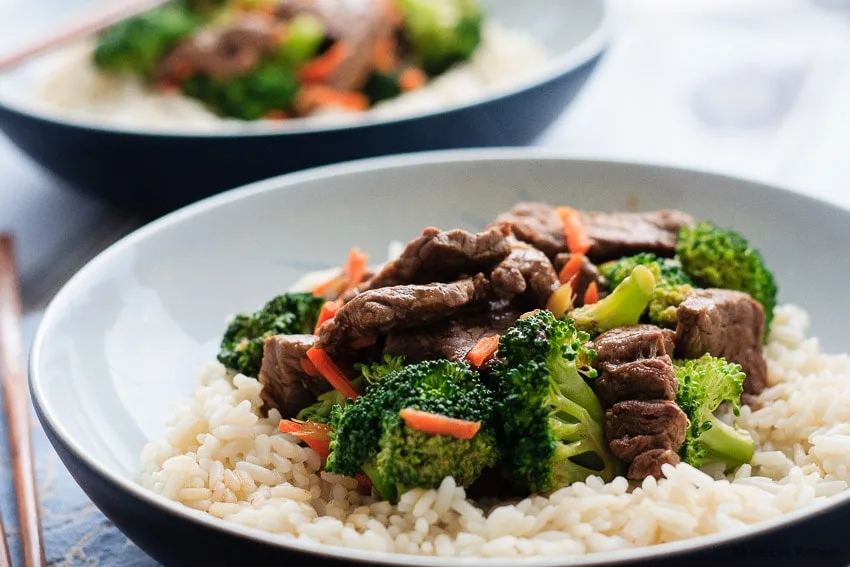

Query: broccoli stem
361;460;398;503
571;264;657;335
550;357;605;424
699;414;755;467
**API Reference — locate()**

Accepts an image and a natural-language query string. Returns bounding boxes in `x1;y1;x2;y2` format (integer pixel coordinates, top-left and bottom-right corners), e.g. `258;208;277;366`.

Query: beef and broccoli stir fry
216;202;777;502
92;0;484;120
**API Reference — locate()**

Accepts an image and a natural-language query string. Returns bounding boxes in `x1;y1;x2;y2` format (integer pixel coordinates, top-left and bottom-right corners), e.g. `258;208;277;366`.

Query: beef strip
605;400;688;462
493;202;694;263
345;226;511;299
490;238;560;307
318;276;491;354
158;15;277;81
591;325;676;366
675;288;767;399
259;334;330;417
276;0;395;91
553;252;608;306
383;299;526;365
580;209;695;263
593;358;678;409
628;449;681;480
494;202;566;258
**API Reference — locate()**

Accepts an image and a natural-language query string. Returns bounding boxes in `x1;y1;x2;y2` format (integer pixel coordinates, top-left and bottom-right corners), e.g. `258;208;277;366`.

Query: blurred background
0;0;849;564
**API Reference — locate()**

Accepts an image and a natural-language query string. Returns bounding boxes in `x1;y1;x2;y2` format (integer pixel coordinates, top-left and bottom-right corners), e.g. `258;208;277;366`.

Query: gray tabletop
1;0;849;565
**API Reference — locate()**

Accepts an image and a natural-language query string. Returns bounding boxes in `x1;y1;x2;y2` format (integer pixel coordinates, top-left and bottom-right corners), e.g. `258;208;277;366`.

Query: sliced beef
675;288;767;399
318;276;490;354
605;400;688;462
494;202;565;258
490;238;560;307
593;358;678;409
628;449;680;481
277;0;395;91
591;325;676;366
553;252;608;306
580;209;695;263
345;226;511;299
383;299;525;365
259;334;330;417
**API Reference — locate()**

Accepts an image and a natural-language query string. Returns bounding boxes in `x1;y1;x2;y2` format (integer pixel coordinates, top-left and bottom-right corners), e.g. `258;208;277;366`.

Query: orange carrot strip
306;347;360;400
556;207;591;254
583;281;599;305
278;419;332;458
399;67;427;92
558;253;585;286
264;110;290;120
300;357;320;377
466;335;500;368
298;41;350;83
314;299;342;334
371;34;397;72
354;472;373;494
297;85;369;112
399;408;481;440
344;247;370;289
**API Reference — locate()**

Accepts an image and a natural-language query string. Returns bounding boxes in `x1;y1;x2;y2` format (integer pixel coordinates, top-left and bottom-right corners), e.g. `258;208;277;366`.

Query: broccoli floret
356;354;406;385
397;0;483;76
676;221;778;339
492;311;619;494
674;354;755;470
93;3;200;78
600;253;695;329
181;62;301;120
569;264;657;336
217;292;324;378
325;360;498;502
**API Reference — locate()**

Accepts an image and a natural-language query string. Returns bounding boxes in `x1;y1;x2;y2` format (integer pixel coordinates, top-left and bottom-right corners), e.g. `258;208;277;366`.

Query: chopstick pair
0;0;170;73
0;236;45;567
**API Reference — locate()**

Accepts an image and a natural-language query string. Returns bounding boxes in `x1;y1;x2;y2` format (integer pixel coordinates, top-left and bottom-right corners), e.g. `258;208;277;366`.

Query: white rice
138;301;850;558
23;21;548;132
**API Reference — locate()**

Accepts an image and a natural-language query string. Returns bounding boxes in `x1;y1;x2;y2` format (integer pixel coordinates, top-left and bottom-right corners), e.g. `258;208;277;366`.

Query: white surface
0;0;849;313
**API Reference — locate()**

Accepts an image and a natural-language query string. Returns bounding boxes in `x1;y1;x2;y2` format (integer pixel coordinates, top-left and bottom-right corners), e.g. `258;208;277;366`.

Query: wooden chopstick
0;0;171;73
0;236;45;567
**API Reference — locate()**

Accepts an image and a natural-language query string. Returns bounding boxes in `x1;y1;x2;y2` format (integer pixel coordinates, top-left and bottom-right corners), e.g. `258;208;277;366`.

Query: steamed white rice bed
138;292;850;558
27;21;547;131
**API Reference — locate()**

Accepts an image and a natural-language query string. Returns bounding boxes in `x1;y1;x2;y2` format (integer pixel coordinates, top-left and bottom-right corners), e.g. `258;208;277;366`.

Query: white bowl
30;149;850;567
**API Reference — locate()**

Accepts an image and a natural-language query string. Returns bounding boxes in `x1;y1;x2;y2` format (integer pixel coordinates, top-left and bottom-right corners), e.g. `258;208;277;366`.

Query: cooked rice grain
138;304;850;557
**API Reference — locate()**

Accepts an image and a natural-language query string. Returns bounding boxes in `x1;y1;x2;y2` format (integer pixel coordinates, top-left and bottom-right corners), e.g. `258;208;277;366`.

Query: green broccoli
325;360;498;503
93;3;200;78
675;221;778;338
274;13;327;66
569;264;657;336
492;311;619;494
217;292;324;378
600;253;695;329
180;62;301;120
296;355;405;423
674;354;755;470
397;0;483;76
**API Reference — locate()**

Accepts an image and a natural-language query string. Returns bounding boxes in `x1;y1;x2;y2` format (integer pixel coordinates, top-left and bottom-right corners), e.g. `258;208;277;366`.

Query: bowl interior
0;0;607;134
30;151;850;562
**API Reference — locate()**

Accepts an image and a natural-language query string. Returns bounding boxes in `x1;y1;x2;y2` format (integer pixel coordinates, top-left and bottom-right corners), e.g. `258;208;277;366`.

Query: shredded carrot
371;34;397;72
399;67;427;92
354;472;373;494
315;299;342;334
298;41;350;83
399;408;481;440
312;273;344;297
583;281;599;305
264;110;289;120
278;419;332;458
306;347;360;400
300;357;320;377
156;81;180;95
466;335;500;368
556;207;591;255
558;253;585;286
296;85;369;113
344;247;370;289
